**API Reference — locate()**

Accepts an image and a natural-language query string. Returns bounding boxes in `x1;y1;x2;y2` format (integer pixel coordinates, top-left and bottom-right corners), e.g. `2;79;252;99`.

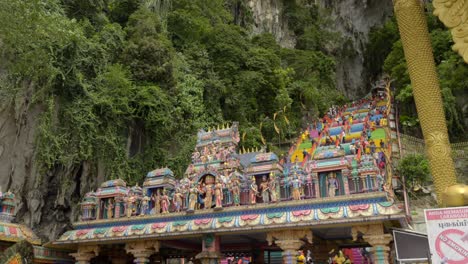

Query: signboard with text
424;206;468;264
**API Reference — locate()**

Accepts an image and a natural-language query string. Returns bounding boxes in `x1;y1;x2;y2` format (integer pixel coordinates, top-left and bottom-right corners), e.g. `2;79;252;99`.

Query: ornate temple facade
54;85;406;264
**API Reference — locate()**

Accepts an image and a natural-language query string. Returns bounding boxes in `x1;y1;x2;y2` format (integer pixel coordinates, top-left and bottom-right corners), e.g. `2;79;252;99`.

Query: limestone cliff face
246;0;393;98
0;91;104;241
247;0;296;48
317;0;394;98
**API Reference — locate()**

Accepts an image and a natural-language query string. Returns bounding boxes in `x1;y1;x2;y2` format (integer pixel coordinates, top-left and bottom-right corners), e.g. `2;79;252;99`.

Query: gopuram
54;84;407;264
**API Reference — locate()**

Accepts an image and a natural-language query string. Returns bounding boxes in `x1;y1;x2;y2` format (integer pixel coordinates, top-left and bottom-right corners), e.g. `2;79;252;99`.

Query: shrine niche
319;171;345;198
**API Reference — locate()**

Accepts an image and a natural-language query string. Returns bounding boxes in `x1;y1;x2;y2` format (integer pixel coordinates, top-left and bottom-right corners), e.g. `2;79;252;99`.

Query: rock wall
0;90;104;241
317;0;394;98
246;0;394;98
247;0;296;48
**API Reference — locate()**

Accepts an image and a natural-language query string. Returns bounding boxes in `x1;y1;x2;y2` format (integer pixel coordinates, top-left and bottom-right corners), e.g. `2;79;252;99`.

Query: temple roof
0;222;41;245
55;193;406;244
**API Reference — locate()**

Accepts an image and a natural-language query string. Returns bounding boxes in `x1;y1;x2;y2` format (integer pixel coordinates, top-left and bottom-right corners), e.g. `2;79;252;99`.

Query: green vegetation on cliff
0;0;341;182
365;5;467;142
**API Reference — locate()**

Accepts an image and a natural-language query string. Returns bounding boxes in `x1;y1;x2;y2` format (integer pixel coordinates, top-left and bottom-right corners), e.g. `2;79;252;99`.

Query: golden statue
432;0;468;63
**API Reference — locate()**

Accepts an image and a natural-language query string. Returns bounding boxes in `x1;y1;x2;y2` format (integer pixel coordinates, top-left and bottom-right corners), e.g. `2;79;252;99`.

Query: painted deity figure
327;173;338;197
231;178;241;206
161;190;170;214
249;177;258;205
260;176;270;203
140;195;150;216
268;172;277;203
222;172;232;204
214;180;223;208
197;182;205;210
105;199;114;219
173;189;184;212
188;185;198;212
125;193;136;218
152;190;161;215
204;184;213;209
292;175;302;200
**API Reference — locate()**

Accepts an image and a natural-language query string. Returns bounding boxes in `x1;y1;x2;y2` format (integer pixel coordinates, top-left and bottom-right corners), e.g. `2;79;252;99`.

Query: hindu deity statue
249;177;258;205
327;172;338;197
124;193;136;218
161;190;170;214
152;190;161;215
221;171;232;204
268;172;277;203
231;177;241;206
197;182;206;209
214;179;223;209
105;199;114;219
292;174;302;200
140;195;150;216
204;184;213;209
173;189;184;212
260;176;270;203
187;184;199;212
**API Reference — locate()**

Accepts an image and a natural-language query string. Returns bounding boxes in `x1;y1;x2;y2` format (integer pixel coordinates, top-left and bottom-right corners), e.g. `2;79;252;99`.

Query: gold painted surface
433;0;468;62
393;0;458;204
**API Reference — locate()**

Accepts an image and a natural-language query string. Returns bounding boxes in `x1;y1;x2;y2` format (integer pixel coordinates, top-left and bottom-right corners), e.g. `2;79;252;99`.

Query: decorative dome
250;153;278;163
146;168;174;178
100;179;127;188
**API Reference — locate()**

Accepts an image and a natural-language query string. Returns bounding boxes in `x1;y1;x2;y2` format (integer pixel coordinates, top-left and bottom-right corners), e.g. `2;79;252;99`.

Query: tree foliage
397;154;431;188
0;0;340;182
366;4;467;141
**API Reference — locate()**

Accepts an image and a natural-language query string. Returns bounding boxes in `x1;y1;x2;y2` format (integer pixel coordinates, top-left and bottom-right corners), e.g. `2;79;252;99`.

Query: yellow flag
274;123;280;134
242;132;246;141
261;135;266;145
284;115;290;125
283;106;287;113
273;112;277;120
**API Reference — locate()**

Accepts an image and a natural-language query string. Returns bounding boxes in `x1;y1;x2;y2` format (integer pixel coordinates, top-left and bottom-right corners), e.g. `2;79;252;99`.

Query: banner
424;206;468;264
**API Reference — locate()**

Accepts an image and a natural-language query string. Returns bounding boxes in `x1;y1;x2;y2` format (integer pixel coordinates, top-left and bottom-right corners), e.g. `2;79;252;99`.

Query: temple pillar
125;241;160;264
342;172;350;195
364;234;393;264
351;223;392;264
267;229;312;264
195;234;223;264
312;172;320;198
393;0;457;204
70;245;99;264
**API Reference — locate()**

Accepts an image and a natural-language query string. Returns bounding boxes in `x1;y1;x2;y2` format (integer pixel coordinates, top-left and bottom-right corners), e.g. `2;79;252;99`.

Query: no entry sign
425;206;468;264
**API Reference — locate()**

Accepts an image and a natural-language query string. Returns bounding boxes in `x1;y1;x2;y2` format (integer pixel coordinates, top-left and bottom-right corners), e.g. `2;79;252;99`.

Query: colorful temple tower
54;88;406;264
